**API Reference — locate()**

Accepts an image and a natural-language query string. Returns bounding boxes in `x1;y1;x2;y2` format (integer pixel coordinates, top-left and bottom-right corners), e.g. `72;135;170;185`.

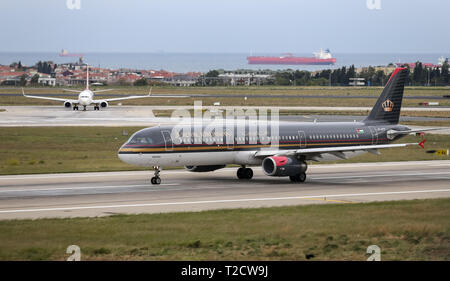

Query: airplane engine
262;156;306;177
185;165;226;172
100;101;109;108
64;101;72;108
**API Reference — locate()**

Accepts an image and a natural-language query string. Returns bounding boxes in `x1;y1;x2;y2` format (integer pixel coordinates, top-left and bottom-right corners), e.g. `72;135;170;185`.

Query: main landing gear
151;166;161;185
237;166;253;180
289;172;306;183
73;105;79;110
94;105;100;110
290;161;307;183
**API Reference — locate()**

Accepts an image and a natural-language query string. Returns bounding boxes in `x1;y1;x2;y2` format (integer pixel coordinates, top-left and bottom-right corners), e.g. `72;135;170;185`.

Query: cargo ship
247;49;336;65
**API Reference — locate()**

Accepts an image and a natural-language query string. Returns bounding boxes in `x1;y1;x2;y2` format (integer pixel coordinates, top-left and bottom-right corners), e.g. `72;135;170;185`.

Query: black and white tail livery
364;67;408;125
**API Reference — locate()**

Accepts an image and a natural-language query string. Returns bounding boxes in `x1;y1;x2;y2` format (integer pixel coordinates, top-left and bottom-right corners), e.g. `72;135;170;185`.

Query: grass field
2;85;449;97
0;127;449;175
1;86;450;107
0;198;448;261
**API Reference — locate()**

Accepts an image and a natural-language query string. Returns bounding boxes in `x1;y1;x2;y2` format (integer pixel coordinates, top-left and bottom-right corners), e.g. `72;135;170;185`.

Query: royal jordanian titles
118;68;436;185
22;65;185;110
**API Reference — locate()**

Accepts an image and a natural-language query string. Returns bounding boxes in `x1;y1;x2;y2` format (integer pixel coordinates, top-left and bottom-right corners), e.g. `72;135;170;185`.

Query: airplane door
369;126;378;145
161;130;173;151
225;128;234;150
298;131;306;148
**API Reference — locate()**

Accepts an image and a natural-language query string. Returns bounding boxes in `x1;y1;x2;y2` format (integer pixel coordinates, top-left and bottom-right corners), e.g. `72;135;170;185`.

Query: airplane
22;66;185;110
118;68;440;185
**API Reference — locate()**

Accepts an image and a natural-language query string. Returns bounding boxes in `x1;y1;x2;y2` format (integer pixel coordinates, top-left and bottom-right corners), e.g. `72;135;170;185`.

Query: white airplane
22;66;184;110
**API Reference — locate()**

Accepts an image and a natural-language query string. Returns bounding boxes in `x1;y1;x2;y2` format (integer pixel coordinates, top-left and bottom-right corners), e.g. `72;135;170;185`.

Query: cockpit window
129;135;154;144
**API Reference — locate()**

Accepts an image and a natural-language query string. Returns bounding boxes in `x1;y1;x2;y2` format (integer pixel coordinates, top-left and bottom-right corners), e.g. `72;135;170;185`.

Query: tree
37;61;43;73
441;61;449;85
133;78;148;86
413;62;424;85
205;70;219;77
30;74;40;85
19;74;28;86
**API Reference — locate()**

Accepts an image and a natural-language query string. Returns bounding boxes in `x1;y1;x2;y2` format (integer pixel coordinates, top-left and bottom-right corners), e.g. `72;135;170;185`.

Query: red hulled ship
247;49;336;65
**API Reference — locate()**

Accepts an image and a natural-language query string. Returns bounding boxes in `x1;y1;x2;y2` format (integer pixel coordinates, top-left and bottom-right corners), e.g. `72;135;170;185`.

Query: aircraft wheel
290;172;306;183
237;167;253;180
244;168;253;179
151;177;161;185
237;168;245;179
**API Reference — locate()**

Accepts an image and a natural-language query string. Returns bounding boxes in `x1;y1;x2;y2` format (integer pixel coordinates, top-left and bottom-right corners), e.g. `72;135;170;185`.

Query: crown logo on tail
382;99;394;112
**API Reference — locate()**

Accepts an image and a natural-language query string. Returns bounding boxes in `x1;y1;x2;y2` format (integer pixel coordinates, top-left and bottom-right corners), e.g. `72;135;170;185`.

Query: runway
0;160;449;220
1;106;449;131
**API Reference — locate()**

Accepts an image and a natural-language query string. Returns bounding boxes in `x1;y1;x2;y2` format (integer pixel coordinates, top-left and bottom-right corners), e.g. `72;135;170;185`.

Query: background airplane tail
364;67;408;125
86;66;89;90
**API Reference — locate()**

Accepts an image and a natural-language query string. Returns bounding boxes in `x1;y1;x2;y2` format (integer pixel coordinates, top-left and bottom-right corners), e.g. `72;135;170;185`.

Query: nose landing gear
151;166;161;185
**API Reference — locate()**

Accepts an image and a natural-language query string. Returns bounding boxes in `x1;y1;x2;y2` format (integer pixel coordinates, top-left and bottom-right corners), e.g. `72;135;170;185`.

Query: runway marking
0;188;448;214
0;171;188;180
302;198;355;204
311;171;450;180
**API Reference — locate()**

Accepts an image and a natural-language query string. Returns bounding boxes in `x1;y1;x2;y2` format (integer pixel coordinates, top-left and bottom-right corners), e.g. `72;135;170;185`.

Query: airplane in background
22;66;185;110
118;68;440;185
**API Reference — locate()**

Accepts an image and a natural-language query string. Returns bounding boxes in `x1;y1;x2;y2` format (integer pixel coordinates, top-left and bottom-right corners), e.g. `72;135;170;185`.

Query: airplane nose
118;152;136;166
118;146;132;164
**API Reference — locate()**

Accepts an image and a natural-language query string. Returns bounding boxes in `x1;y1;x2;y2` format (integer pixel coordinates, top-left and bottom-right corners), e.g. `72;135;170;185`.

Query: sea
0;52;448;73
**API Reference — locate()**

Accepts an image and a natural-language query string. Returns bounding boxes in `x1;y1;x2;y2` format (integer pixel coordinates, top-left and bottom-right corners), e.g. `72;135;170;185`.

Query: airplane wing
387;128;447;136
62;89;83;93
254;142;420;160
22;88;78;103
92;89;116;93
92;88;188;103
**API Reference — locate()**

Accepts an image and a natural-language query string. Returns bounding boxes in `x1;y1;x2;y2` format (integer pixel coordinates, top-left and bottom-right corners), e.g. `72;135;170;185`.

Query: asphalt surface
0;160;449;220
1;106;449;130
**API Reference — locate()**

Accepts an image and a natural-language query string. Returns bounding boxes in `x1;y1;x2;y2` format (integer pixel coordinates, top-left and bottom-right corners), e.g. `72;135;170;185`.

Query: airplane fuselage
118;121;410;167
77;90;94;106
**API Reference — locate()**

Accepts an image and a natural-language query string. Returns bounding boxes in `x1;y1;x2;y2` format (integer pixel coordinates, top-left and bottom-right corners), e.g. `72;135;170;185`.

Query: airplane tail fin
86;65;89;90
364;67;408;125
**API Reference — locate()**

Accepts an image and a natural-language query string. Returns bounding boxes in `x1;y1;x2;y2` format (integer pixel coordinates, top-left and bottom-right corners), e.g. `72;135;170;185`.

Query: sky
0;0;449;53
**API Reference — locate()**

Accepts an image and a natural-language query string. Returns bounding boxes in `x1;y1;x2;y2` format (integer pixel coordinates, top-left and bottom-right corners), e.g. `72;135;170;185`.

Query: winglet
21;88;26;96
419;139;426;149
148;87;152;96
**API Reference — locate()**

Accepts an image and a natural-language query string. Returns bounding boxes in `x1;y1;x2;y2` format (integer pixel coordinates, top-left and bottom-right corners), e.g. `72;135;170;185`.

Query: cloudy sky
1;0;448;53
